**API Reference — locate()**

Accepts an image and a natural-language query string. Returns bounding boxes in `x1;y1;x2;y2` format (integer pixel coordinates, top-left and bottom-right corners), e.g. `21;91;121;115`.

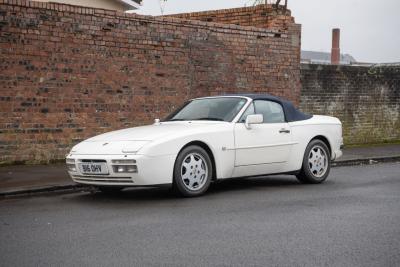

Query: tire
97;186;123;194
296;139;331;184
173;145;213;197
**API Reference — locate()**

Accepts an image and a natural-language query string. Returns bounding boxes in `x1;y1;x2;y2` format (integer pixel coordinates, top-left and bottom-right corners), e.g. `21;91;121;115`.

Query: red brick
0;2;301;164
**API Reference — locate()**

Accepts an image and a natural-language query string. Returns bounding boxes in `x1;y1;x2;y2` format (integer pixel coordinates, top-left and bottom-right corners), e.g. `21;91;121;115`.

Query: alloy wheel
308;145;328;178
180;153;208;191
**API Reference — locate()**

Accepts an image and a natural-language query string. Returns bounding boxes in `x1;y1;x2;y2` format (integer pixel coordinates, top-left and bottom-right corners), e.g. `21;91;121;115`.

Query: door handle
279;128;291;134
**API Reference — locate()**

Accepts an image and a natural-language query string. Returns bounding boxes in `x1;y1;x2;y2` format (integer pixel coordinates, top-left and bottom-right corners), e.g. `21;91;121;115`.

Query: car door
234;100;294;168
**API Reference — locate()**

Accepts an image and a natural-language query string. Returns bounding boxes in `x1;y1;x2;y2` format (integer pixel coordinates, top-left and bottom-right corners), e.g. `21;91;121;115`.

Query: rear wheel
173;145;213;197
296;139;331;184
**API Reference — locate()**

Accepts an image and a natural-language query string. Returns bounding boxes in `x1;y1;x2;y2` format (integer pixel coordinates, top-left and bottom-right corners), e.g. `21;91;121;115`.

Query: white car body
66;95;343;187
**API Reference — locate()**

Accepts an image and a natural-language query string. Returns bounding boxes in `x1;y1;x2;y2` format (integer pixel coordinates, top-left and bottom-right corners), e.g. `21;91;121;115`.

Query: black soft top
234;94;313;122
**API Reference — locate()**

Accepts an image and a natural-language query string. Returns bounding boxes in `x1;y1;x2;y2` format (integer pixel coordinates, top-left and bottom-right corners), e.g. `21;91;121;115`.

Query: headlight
111;160;138;173
66;158;77;172
122;141;149;154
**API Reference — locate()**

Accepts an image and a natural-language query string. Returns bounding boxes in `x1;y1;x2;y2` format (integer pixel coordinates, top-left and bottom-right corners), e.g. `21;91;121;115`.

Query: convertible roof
229;94;313;122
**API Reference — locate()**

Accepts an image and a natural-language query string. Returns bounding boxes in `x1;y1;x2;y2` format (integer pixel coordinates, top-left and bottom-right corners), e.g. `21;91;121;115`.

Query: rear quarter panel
288;115;343;171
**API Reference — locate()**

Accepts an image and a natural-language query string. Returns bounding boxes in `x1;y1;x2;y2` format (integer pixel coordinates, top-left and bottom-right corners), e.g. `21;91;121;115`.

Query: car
66;94;343;197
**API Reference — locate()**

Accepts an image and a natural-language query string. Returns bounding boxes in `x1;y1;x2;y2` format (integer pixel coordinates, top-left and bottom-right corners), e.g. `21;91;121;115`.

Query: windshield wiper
194;117;225;121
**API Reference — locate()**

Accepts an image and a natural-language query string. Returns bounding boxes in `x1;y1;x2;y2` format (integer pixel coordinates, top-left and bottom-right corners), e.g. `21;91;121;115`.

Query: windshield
165;97;248;122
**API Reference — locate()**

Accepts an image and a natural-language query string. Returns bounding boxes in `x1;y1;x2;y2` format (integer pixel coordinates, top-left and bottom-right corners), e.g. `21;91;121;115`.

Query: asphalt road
1;163;400;267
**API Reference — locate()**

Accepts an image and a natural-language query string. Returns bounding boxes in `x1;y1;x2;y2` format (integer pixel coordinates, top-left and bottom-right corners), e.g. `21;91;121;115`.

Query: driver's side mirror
245;114;263;129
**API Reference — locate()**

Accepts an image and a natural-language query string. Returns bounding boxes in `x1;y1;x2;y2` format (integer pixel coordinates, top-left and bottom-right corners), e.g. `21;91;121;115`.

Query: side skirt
215;169;302;181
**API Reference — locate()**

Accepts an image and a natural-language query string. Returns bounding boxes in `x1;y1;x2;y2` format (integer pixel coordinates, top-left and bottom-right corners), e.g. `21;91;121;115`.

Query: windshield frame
163;96;251;123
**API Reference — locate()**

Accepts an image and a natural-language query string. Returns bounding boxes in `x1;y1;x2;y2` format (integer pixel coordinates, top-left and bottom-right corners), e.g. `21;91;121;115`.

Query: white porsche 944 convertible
66;94;343;197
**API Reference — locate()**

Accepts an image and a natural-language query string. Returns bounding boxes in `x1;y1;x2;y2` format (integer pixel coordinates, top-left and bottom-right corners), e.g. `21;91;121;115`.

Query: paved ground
339;143;400;161
0;163;70;193
1;162;399;267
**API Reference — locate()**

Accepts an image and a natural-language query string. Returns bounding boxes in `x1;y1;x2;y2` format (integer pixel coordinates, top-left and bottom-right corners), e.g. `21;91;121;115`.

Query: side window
239;103;255;123
254;100;285;123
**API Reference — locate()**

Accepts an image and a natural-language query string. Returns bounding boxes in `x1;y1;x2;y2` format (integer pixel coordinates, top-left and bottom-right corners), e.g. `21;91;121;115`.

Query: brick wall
167;4;294;31
0;1;301;164
300;64;400;145
167;5;301;68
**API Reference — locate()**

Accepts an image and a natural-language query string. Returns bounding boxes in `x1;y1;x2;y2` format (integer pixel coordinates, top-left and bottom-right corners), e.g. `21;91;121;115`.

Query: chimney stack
331;28;340;65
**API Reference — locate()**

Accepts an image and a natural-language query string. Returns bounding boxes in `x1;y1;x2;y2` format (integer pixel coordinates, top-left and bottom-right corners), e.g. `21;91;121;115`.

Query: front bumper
66;153;176;187
332;138;344;161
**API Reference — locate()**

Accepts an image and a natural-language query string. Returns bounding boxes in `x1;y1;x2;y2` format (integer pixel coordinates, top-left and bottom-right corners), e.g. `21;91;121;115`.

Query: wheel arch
310;135;332;156
177;141;217;181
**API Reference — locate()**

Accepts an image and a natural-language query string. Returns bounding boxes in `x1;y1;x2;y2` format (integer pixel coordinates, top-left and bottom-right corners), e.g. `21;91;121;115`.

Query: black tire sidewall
301;140;331;183
173;145;213;197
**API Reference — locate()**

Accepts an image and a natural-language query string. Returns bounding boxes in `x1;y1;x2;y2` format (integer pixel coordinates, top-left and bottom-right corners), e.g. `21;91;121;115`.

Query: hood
85;123;209;142
70;140;150;155
71;122;224;155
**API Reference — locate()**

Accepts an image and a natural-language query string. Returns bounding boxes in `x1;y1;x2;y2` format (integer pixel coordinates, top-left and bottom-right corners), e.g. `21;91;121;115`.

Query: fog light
112;164;137;173
66;159;76;172
126;165;137;173
67;164;77;172
117;166;126;173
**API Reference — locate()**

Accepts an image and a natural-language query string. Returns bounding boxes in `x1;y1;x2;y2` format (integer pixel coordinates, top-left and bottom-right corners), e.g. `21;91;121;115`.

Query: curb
332;156;400;167
1;156;400;198
0;184;91;198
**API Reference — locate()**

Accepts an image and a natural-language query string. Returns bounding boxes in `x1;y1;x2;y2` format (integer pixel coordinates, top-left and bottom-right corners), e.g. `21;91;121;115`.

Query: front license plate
79;163;109;175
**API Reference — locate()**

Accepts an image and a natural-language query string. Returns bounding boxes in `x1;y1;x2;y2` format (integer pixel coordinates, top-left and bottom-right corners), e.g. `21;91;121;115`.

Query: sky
134;0;400;63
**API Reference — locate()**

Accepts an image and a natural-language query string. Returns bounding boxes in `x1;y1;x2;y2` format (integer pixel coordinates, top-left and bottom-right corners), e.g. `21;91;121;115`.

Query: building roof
33;0;142;11
118;0;141;10
301;50;356;65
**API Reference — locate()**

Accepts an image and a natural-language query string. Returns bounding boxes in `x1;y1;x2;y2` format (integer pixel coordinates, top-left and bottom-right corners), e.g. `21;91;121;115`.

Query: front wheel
296;139;331;184
173;145;213;197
